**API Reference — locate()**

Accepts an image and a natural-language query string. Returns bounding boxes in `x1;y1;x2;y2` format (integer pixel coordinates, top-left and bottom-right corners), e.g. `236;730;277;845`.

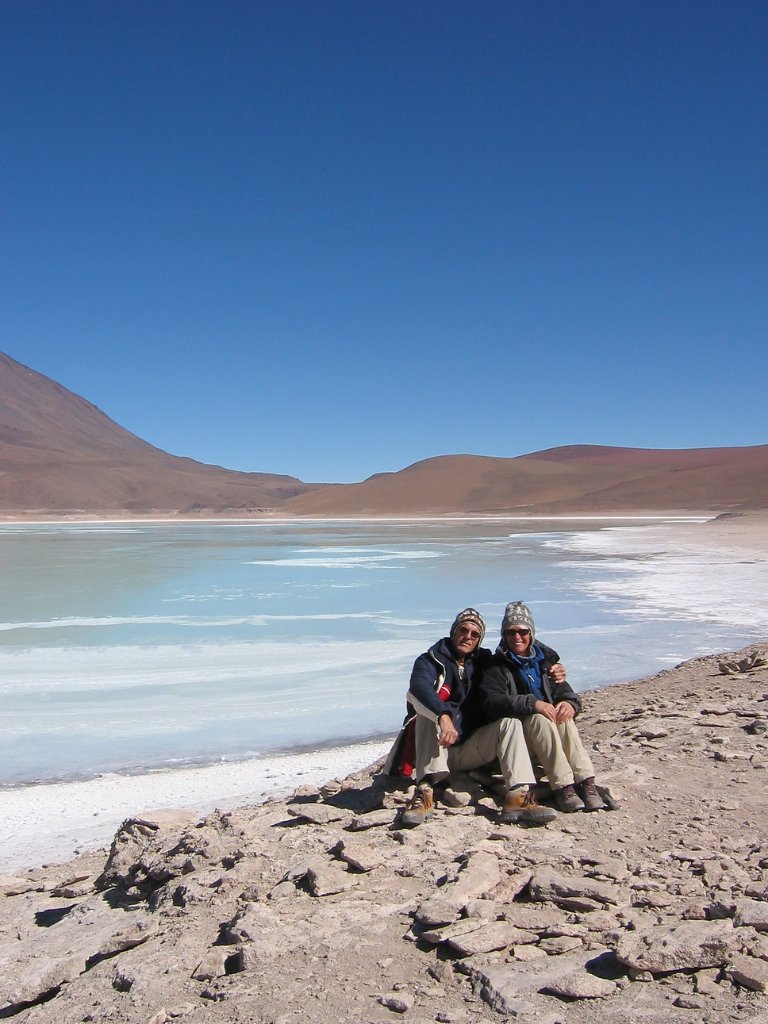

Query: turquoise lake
0;517;764;785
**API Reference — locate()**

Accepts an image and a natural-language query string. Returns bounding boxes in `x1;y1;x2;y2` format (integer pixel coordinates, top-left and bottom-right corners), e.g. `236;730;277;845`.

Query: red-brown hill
0;352;322;515
282;445;768;515
2;351;765;516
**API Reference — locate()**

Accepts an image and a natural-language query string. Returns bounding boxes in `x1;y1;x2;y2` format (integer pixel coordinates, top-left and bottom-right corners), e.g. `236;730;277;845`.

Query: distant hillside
0;352;322;514
282;445;768;515
1;351;765;517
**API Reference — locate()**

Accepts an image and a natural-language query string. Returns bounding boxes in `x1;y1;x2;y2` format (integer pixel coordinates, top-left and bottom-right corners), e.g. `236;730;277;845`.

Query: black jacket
477;641;582;724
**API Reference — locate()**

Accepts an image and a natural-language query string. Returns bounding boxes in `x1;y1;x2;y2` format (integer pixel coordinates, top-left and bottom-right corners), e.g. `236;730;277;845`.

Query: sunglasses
456;626;482;640
505;628;531;637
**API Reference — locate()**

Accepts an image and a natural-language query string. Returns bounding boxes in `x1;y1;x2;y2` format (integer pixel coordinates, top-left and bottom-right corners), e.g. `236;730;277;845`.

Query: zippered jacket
382;638;491;775
477;641;582;724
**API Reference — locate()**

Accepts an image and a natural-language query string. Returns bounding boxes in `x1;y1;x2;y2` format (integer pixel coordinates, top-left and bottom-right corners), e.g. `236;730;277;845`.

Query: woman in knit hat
386;607;557;827
476;601;604;812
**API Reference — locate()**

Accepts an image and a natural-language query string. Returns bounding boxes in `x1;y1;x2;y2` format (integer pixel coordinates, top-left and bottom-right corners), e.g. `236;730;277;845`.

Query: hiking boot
501;788;558;826
554;783;585;813
577;777;605;812
401;784;434;827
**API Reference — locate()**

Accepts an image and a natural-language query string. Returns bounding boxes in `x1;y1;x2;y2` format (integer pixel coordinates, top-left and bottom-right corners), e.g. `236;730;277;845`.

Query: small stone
616;920;740;973
635;725;670;739
192;951;227;981
694;973;722;996
674;995;706;1008
378;992;414;1013
545;972;618;999
509;944;549;962
414;898;460;928
538;935;583;955
728;954;768;992
347;808;394;830
629;969;654;982
0;875;40;896
286;803;349;825
428;962;452;982
306;864;360;897
734;898;768;931
447;921;531;956
331;838;384;873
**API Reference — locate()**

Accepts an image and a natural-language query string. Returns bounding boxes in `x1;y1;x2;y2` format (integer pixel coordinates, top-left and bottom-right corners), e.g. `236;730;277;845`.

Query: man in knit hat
386;608;557;827
476;601;604;813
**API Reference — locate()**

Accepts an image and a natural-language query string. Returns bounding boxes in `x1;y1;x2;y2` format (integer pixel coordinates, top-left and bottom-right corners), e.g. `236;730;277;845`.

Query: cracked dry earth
1;643;767;1024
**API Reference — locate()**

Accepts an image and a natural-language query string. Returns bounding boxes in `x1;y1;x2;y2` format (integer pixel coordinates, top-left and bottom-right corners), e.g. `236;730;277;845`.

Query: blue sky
2;1;766;483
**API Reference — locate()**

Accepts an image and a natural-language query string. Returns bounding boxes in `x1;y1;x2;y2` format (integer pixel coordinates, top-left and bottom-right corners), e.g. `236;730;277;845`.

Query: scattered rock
728;953;768;992
734;898;768;931
528;866;624;910
286;802;350;825
544;971;618;999
378;992;414;1012
616;919;741;973
1;642;766;1024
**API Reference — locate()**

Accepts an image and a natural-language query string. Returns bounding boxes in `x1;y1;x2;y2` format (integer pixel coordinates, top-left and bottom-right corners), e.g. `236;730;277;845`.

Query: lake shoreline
1;511;765;873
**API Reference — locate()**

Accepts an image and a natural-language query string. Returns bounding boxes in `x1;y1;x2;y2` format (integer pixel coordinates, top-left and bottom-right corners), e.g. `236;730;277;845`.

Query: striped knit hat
450;608;486;646
501;601;535;643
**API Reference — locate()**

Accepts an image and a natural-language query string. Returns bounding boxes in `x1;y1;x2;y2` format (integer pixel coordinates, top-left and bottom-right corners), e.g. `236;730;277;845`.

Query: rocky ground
1;644;767;1024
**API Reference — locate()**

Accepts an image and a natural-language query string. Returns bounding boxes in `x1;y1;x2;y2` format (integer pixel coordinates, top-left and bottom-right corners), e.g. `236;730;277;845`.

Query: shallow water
0;517;764;785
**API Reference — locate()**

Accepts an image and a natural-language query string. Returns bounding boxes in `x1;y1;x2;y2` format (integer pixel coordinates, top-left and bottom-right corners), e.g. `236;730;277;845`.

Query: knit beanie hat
501;601;535;643
450;608;486;646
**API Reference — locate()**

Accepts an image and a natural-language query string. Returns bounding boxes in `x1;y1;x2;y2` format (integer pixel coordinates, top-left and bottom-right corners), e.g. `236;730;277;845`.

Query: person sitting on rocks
477;601;604;813
384;607;557;828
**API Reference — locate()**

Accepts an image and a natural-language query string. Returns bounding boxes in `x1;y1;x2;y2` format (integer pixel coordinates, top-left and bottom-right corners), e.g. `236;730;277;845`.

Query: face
451;623;482;657
504;627;532;656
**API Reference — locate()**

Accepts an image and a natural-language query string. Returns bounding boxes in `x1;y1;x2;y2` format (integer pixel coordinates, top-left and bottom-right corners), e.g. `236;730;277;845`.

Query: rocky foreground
2;646;767;1024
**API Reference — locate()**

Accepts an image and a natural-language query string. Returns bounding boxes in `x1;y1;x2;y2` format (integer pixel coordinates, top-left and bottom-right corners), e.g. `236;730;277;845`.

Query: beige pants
414;715;536;789
521;715;595;789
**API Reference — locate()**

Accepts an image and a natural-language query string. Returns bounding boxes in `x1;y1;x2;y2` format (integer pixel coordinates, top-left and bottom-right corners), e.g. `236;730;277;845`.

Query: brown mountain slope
2;352;766;516
283;445;768;515
0;352;322;514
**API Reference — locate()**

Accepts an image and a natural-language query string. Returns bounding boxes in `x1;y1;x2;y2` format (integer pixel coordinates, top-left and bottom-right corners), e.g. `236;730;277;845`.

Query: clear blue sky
2;1;766;482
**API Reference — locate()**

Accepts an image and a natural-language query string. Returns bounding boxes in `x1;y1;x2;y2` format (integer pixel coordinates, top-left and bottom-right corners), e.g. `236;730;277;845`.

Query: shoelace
408;787;431;811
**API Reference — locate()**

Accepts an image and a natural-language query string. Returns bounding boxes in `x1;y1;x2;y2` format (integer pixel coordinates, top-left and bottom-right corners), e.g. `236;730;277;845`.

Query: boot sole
501;810;557;826
401;810;433;828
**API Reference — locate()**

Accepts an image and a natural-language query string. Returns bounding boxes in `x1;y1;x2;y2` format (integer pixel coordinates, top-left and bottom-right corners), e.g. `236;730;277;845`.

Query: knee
497;716;524;738
527;714;557;737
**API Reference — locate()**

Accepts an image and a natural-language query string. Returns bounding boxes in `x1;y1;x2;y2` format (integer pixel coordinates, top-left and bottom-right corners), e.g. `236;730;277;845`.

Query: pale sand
1;511;764;876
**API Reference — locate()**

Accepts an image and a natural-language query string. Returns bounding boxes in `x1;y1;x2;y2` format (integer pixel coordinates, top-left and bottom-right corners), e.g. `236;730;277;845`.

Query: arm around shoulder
477;662;536;722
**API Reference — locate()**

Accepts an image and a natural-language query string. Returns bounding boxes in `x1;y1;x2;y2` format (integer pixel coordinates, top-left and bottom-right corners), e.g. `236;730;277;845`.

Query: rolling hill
1;351;766;516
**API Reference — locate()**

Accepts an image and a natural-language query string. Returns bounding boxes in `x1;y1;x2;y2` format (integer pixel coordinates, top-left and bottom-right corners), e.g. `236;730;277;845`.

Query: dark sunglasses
456;626;482;640
505;628;531;637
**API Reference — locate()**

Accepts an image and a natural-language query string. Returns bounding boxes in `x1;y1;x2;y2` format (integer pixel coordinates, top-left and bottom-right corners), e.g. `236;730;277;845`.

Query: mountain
1;351;766;516
282;445;768;515
0;352;322;514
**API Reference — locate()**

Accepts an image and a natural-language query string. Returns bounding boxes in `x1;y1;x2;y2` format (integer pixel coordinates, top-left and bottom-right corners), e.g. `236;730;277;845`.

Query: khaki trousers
521;715;595;789
414;715;536;789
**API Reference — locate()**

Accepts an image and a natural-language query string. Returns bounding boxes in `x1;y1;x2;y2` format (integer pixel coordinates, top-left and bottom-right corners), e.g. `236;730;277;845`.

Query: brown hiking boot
554;783;585;813
577;777;605;812
401;784;434;827
501;787;558;826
